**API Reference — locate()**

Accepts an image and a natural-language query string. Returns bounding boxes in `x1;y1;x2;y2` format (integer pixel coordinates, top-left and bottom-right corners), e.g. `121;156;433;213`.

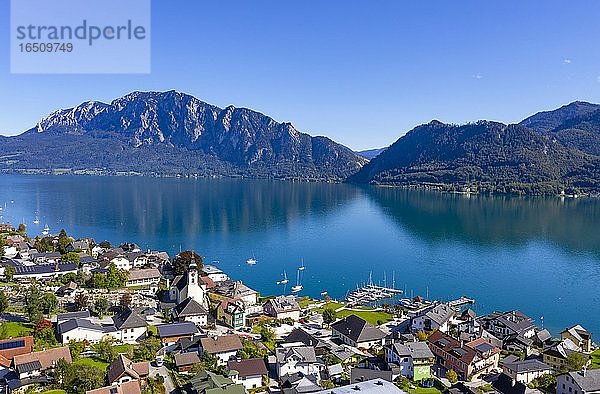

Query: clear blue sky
2;0;600;150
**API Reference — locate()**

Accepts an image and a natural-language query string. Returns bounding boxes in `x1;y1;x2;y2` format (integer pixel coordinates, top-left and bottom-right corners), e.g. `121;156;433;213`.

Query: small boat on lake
277;271;289;285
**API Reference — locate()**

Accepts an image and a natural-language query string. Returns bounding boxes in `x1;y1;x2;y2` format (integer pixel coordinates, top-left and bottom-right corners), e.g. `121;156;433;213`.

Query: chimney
582;367;587;377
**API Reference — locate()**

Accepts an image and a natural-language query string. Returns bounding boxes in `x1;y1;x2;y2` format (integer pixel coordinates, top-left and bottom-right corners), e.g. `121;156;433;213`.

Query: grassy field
40;390;67;394
591;349;600;368
406;387;442;394
336;309;393;326
0;321;33;337
113;343;135;354
315;302;345;313
73;357;110;371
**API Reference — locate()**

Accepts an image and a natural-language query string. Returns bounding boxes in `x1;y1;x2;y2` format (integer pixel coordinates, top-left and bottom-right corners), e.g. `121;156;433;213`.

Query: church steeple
188;258;198;286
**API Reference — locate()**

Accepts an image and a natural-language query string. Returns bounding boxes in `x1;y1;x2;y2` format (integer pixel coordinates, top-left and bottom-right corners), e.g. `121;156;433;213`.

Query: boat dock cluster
346;284;404;306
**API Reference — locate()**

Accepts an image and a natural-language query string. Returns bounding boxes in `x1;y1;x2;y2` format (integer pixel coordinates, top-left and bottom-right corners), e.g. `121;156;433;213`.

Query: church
169;259;209;308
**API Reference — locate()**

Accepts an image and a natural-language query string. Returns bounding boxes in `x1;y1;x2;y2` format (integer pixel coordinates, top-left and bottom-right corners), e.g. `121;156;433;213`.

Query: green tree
238;340;268;360
99;240;111;249
25;286;44;323
61;252;80;265
564;352;588;372
133;337;162;361
529;373;556;393
33;236;54;252
67;364;105;394
94;338;118;362
106;263;128;289
172;250;203;276
322;307;337;326
416;330;429;341
17;223;26;234
41;292;57;314
446;369;458;383
258;325;275;343
88;272;106;289
68;340;87;359
3;264;15;281
94;297;109;317
0;237;6;258
0;291;8;314
57;229;72;255
321;379;334;389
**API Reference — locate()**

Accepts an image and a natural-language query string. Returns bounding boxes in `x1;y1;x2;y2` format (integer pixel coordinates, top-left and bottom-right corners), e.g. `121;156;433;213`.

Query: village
0;222;598;394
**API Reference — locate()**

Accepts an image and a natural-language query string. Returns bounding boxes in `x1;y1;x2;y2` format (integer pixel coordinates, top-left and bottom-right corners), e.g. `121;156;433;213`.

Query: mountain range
1;92;600;193
0;91;366;180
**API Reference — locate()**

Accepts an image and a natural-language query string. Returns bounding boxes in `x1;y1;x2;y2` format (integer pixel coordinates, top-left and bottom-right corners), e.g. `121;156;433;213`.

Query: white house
57;318;117;344
112;308;148;344
557;369;600;394
501;355;553;384
275;345;325;379
263;296;301;321
200;335;243;366
172;297;209;326
411;303;455;333
203;265;229;283
126;268;162;287
228;358;268;391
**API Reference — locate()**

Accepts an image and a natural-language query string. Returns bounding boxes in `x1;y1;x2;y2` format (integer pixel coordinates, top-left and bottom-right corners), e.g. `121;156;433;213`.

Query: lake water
0;174;599;335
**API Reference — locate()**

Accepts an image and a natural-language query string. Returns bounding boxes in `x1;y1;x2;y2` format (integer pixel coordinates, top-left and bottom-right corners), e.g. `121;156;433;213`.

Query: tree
25;286;44;323
119;293;132;309
238;340;268;360
74;292;89;311
416;330;429;341
61;252;80;265
106;263;128;289
529;373;556;393
322;307;337;326
34;236;54;252
94;297;109;317
68;340;87;359
446;369;458;383
0;237;5;258
34;319;57;347
0;291;7;314
172;250;203;276
94;338;117;362
17;223;26;234
41;292;57;314
99;240;111;249
67;364;105;394
133;337;162;361
57;229;71;255
320;379;334;389
564;352;588;372
3;264;14;281
258;325;275;343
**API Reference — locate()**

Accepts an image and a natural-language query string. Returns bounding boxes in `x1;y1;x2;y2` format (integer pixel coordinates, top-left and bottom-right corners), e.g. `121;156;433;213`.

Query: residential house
561;325;593;354
174;352;201;373
501;355;553;384
106;354;149;385
411;303;455;333
208;280;260;316
172;297;209;327
227;358;268;391
86;381;141;394
313;378;406;393
0;336;34;376
57;318;117;344
427;331;500;381
275;345;324;379
350;368;394;383
157;322;200;346
331;315;387;349
557;369;600;394
280;372;322;393
263;295;301;321
543;338;586;371
478;310;536;352
12;346;72;381
112;308;148;344
283;328;330;355
216;300;245;329
330;345;363;367
385;341;435;381
126;268;161;288
13;262;78;281
200;335;243;366
202;265;229;283
56;310;91;323
186;370;245;394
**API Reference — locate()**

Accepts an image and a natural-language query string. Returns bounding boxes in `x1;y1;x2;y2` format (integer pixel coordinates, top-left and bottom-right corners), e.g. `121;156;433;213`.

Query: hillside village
0;223;598;394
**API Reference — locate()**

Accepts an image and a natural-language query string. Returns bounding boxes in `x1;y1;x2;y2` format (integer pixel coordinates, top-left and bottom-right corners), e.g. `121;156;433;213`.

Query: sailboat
291;265;304;293
277;271;289;285
33;213;40;225
246;253;257;266
42;224;50;235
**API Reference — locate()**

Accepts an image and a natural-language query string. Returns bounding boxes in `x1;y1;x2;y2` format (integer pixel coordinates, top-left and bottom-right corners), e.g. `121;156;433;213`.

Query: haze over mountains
1;91;600;193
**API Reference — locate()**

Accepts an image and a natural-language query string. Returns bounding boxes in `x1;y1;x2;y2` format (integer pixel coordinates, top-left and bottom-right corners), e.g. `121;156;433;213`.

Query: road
149;364;177;394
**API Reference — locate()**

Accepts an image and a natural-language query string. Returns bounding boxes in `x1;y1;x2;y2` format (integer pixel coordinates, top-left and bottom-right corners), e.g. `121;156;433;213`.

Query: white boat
321;291;328;296
33;214;40;225
277;271;289;285
246;253;257;265
291;266;304;293
42;224;50;235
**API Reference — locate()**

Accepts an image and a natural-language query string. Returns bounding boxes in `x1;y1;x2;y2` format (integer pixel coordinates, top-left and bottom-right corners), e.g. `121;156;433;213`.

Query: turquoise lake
0;174;599;335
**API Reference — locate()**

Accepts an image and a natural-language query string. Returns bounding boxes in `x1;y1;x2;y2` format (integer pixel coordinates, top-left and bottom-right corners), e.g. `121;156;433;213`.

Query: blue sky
2;0;600;150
